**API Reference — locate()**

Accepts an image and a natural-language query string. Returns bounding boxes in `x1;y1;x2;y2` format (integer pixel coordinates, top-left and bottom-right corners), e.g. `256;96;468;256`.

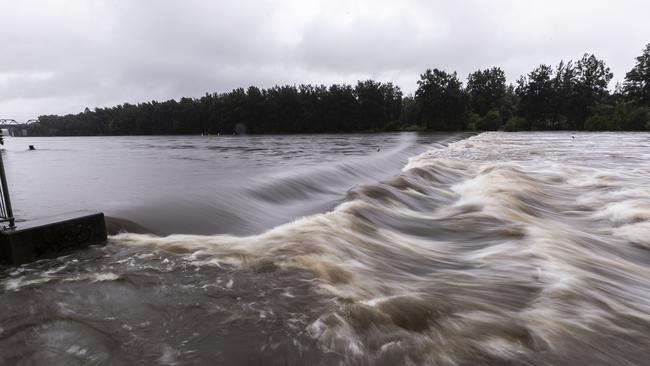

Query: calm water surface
0;132;649;365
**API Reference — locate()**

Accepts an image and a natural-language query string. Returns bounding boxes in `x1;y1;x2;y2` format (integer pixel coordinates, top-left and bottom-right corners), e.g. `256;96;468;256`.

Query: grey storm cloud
1;0;649;119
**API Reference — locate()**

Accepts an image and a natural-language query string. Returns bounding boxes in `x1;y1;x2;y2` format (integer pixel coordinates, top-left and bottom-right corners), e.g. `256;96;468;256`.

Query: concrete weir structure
0;211;107;265
0;138;108;265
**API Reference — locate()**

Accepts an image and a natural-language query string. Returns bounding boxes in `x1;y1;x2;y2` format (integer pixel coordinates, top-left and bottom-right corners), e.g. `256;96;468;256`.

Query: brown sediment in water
2;132;650;365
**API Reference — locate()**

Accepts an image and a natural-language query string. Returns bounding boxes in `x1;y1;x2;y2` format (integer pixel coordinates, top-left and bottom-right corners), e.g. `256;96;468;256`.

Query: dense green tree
24;43;650;136
415;69;468;130
572;54;613;129
477;109;502;130
625;106;649;130
516;65;554;130
324;84;359;131
623;44;650;105
503;116;527;131
29;81;408;135
398;95;418;128
355;80;386;131
550;60;577;129
585;114;615;131
245;86;267;133
466;67;507;117
380;82;403;124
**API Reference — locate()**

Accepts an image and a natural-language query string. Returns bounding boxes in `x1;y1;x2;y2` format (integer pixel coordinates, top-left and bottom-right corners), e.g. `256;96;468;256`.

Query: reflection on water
1;132;649;365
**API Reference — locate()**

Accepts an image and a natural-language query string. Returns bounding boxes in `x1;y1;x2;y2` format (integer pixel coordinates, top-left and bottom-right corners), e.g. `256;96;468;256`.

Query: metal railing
0;143;15;229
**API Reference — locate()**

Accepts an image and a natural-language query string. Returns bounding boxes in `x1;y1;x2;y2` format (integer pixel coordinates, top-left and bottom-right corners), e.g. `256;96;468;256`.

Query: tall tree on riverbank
549;60;577;129
415;69;468;130
324;84;359;131
26;43;650;135
572;54;613;129
623;44;650;106
466;67;507;117
516;64;554;130
355;80;386;131
30;81;404;135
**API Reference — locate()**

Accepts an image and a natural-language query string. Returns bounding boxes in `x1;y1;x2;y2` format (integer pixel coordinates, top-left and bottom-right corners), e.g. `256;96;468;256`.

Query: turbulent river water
0;132;649;365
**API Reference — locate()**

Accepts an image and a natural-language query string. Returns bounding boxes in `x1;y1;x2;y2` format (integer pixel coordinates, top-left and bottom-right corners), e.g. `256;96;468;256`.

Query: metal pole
0;151;15;228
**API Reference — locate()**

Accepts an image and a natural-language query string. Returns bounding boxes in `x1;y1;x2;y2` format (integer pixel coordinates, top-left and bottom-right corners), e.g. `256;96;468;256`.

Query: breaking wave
112;132;650;365
2;132;649;365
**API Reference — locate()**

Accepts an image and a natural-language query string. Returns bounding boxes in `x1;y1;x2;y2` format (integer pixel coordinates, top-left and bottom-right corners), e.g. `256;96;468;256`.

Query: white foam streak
107;131;650;364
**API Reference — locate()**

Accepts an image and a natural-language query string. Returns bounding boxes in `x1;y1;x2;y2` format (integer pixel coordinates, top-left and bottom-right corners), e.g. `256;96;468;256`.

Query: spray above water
2;132;650;365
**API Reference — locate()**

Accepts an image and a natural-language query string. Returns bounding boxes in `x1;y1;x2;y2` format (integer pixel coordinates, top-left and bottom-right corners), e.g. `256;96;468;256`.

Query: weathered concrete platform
0;211;107;265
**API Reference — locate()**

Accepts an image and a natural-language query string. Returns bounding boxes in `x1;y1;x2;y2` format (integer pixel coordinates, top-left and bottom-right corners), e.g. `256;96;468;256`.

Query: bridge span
0;119;38;137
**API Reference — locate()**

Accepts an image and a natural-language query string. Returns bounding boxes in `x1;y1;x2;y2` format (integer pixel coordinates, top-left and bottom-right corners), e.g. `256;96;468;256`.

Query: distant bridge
0;119;38;136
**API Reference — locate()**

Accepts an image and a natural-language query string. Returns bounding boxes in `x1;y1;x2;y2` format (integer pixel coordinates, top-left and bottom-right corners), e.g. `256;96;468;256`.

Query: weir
0;141;107;265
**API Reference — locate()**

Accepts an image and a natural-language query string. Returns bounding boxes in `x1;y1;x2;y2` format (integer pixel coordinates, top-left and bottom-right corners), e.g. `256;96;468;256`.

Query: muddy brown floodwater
1;132;648;365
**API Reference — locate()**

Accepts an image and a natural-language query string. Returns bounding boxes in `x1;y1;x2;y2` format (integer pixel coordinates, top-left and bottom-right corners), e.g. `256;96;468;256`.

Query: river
0;132;648;365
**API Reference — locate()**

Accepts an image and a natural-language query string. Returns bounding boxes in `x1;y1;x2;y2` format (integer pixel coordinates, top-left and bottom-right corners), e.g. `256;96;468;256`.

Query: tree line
29;44;650;136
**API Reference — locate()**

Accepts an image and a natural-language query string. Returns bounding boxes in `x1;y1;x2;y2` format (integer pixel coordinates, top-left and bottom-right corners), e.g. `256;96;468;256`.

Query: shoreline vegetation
30;44;650;136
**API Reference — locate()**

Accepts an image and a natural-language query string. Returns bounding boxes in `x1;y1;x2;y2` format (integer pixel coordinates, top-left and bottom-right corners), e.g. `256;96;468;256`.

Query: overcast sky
1;0;648;120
